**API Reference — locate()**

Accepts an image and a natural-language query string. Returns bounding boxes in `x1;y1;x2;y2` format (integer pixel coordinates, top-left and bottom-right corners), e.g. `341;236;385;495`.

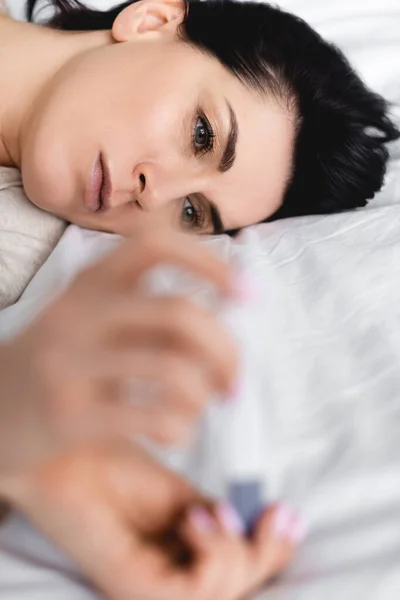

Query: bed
1;0;400;599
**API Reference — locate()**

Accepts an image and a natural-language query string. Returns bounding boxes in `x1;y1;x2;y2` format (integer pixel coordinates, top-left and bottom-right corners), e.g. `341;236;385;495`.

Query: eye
181;197;204;230
193;115;214;154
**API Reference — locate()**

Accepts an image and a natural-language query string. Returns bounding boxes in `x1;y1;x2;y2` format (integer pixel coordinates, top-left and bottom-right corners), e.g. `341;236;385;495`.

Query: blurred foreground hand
3;441;304;600
0;228;239;482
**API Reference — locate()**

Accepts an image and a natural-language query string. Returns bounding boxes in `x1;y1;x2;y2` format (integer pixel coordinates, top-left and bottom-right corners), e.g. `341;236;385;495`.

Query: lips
85;154;103;213
85;153;112;213
100;154;112;211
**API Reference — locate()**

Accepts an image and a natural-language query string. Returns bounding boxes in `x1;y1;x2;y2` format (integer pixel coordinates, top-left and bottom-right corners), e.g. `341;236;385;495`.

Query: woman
0;0;397;597
1;0;398;302
12;0;400;236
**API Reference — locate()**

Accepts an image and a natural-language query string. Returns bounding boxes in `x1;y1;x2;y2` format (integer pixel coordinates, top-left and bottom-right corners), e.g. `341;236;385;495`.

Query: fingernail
216;502;245;535
290;516;307;544
188;506;215;535
232;270;261;303
227;375;243;403
271;505;296;537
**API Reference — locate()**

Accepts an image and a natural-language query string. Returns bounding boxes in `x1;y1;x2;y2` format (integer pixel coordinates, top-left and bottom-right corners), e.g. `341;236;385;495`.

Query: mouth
85;153;112;213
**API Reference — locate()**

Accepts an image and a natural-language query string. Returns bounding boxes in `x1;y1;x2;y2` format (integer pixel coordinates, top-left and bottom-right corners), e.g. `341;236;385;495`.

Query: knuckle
157;356;208;412
156;353;190;385
36;453;96;505
152;416;190;446
177;381;207;413
164;297;195;328
156;353;182;382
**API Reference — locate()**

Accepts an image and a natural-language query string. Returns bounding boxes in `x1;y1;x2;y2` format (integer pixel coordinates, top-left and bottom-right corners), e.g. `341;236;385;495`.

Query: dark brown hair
28;0;400;229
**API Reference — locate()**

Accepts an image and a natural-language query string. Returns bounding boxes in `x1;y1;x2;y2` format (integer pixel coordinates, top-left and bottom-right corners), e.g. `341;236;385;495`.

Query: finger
99;229;235;296
179;503;251;600
248;503;306;590
180;504;232;600
105;295;238;394
95;348;211;417
58;377;200;447
83;524;182;600
98;508;217;600
87;440;201;532
91;400;198;446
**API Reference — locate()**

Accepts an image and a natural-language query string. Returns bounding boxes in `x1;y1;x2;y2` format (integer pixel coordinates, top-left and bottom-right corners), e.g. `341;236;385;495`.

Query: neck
0;14;110;168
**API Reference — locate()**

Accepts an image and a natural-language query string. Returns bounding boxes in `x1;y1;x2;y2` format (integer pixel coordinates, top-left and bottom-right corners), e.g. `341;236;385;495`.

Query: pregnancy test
222;237;267;533
141;233;267;531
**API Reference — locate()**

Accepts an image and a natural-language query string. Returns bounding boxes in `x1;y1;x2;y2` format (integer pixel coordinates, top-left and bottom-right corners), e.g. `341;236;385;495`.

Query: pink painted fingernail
188;506;215;535
271;505;295;537
232;270;261;303
216;502;245;535
271;505;306;544
227;375;243;403
290;516;307;543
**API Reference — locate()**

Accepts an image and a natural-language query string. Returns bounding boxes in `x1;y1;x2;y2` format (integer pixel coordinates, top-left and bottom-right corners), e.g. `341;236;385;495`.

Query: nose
132;163;203;211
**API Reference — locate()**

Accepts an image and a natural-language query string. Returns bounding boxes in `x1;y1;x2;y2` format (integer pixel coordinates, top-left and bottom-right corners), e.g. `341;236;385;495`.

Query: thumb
95;441;201;531
250;503;306;588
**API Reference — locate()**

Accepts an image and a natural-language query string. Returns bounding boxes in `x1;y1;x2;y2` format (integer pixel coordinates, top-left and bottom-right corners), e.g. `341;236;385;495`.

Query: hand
0;229;238;480
3;441;303;600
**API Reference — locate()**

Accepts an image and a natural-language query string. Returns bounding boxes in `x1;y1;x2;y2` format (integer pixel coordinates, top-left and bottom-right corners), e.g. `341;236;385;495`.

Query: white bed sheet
1;0;400;599
2;205;400;600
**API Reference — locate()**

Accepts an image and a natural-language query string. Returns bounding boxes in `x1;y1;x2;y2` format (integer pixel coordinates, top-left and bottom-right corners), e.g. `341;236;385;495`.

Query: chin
21;149;76;218
27;184;77;228
28;190;67;219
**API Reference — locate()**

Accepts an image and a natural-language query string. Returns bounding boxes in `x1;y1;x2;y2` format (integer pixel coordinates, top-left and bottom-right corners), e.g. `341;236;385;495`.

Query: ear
112;0;185;42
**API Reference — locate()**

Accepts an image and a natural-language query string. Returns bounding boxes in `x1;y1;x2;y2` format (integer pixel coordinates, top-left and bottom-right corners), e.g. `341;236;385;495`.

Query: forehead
203;63;296;230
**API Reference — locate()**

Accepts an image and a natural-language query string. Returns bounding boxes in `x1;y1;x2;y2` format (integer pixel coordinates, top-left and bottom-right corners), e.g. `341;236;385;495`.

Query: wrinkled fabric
1;0;400;598
0;167;66;309
2;202;400;599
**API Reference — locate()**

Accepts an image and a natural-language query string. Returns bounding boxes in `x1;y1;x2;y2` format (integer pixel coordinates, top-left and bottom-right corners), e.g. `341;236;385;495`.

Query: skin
3;441;302;600
0;4;302;596
0;230;304;598
0;0;295;236
0;230;238;475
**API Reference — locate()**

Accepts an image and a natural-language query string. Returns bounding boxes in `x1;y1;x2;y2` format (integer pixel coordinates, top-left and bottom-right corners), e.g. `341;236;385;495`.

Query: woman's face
20;1;295;236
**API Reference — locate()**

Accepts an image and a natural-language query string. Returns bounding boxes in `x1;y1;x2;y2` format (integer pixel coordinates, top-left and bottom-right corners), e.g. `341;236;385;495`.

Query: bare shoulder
0;1;10;16
0;11;12;26
0;10;21;37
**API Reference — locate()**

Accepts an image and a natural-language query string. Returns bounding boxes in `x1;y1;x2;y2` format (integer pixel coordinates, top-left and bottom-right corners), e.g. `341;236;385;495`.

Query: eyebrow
199;102;238;235
209;201;224;235
218;102;238;174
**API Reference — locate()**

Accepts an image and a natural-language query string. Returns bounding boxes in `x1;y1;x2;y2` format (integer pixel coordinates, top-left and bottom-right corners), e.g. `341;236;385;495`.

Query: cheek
21;109;92;217
20;69;100;213
20;46;191;214
106;91;185;182
96;51;192;159
20;131;69;213
117;71;185;143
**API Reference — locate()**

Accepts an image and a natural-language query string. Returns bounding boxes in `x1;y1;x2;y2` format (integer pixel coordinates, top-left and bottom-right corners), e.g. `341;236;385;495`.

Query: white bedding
1;0;400;599
3;211;400;600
